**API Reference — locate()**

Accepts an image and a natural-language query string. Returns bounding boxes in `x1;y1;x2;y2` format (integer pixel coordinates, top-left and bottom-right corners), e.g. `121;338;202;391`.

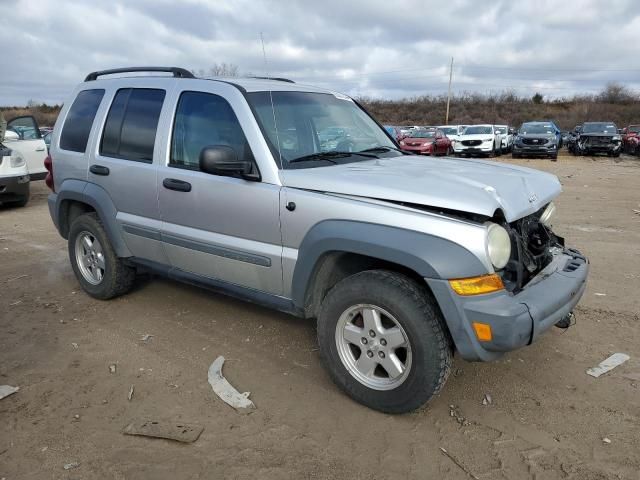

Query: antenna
260;32;269;77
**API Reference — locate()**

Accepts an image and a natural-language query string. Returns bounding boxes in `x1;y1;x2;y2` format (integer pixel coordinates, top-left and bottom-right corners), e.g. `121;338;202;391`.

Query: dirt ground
1;153;639;479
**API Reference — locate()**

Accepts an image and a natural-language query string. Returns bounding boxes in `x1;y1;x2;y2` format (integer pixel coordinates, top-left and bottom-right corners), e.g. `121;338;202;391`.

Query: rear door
89;83;170;265
157;87;283;295
5;116;47;178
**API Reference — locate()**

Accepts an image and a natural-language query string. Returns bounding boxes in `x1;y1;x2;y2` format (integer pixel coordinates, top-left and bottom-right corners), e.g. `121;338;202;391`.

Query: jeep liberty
46;67;589;413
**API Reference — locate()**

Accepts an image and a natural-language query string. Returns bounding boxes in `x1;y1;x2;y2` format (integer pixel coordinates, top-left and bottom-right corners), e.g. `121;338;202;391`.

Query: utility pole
260;32;269;77
445;57;454;125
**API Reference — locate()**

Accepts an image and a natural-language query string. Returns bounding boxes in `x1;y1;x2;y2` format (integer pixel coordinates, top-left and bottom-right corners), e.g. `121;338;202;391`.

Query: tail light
44;154;54;192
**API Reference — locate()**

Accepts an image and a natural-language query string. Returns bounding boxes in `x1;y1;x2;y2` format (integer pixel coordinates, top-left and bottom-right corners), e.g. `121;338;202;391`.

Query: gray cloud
1;0;639;105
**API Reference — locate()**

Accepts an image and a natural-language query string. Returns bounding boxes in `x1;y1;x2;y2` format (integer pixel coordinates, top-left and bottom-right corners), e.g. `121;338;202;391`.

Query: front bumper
454;143;493;153
400;144;433;155
513;143;556;155
427;248;589;361
0;174;30;202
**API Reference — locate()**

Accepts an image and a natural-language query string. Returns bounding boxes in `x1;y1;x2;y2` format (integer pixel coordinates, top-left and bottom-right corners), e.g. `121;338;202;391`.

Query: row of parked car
385;121;640;160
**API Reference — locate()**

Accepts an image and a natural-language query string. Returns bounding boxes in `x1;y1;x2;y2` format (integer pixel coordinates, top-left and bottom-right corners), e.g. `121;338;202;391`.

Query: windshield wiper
289;151;378;164
359;145;407;154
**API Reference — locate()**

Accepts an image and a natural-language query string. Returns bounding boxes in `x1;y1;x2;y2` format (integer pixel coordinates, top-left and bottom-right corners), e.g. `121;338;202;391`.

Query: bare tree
597;82;634;104
193;63;239;78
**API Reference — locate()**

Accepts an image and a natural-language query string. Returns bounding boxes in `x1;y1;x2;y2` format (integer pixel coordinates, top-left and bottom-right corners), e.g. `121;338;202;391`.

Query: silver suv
46;67;589;413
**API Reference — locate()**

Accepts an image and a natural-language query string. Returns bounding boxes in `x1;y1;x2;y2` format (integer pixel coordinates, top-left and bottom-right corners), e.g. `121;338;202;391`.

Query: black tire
550;153;558;161
68;212;135;300
317;270;453;414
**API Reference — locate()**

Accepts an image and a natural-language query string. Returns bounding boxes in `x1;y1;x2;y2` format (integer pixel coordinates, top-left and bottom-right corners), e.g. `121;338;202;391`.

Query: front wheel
317;270;452;413
68;213;136;300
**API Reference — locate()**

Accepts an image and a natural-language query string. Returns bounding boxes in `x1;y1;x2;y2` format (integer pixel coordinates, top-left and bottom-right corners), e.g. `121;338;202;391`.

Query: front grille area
586;136;613;146
406;142;423;146
522;137;548;146
462;140;482;146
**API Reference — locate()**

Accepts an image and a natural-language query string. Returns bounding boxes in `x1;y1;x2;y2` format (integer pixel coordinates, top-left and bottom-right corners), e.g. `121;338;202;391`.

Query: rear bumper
0;174;30;201
427;248;589;361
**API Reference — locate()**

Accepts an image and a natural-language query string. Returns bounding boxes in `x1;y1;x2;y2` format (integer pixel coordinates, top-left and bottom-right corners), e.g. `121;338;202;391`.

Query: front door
157;89;283;295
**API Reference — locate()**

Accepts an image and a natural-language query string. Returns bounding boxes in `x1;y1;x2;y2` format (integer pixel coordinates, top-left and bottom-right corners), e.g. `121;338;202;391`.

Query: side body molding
290;220;489;309
49;179;132;257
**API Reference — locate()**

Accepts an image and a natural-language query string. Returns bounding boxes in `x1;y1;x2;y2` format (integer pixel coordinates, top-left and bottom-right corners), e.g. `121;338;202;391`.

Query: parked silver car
46;67;589;413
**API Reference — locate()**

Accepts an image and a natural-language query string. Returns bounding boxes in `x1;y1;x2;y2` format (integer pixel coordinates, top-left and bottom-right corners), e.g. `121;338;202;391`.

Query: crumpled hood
280;155;561;222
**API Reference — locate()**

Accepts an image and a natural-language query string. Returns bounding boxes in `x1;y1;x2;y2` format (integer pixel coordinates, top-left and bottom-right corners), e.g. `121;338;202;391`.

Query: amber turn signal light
448;274;505;296
472;322;493;342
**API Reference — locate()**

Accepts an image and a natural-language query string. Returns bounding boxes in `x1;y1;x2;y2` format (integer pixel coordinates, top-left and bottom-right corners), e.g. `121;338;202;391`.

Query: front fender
290;220;488;309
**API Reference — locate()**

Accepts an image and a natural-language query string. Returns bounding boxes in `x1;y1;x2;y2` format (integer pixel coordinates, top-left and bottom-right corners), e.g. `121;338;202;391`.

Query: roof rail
249;76;295;83
84;67;195;82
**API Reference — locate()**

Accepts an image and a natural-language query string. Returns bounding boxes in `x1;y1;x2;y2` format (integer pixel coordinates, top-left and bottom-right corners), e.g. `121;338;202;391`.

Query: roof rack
249;76;295;83
84;67;195;82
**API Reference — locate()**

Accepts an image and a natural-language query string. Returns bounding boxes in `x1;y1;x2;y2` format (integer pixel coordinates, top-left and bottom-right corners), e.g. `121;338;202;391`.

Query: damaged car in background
573;122;621;157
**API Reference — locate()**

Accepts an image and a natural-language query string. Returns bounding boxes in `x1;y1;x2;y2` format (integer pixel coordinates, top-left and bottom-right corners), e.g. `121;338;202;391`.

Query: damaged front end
498;204;583;292
577;134;622;156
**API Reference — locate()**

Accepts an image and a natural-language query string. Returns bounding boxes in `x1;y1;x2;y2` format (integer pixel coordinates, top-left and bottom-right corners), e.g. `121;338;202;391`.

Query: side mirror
4;129;19;141
199;145;256;179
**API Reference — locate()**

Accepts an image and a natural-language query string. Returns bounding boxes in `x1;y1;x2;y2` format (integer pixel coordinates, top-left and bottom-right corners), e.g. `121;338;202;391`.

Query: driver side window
170;91;254;170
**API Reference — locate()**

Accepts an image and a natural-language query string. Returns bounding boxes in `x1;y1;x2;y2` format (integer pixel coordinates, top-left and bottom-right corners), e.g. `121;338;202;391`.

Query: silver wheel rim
335;304;412;391
75;231;105;285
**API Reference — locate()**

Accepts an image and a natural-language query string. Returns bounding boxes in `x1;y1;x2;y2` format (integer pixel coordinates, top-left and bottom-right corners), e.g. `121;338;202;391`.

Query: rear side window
170;91;253;170
100;88;166;162
59;89;105;152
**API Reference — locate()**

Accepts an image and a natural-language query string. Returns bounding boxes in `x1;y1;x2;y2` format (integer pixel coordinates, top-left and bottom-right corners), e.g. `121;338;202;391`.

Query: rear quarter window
59;89;105;152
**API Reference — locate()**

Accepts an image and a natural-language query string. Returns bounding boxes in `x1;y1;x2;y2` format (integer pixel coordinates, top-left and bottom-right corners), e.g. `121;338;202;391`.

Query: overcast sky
2;0;640;106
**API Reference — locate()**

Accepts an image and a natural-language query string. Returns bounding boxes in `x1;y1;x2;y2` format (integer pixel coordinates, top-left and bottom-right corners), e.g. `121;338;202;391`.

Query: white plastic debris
594;293;607;297
207;356;255;411
586;353;630;378
109;364;117;374
0;385;19;400
63;462;80;470
128;385;134;401
482;393;492;406
602;437;612;444
140;334;153;342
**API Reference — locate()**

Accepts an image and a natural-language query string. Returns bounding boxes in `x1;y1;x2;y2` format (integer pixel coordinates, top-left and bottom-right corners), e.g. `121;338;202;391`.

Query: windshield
247;91;398;168
629;126;640;133
408;130;435;138
520;123;555;135
439;127;457;135
495;127;507;134
464;126;492;135
582;123;617;134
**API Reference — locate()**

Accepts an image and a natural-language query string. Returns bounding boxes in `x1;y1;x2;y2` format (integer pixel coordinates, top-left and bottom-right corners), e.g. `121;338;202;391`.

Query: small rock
603;437;611;444
140;334;153;342
41;446;48;452
71;343;78;349
63;462;80;470
59;319;65;324
482;393;492;406
74;414;80;419
109;364;117;374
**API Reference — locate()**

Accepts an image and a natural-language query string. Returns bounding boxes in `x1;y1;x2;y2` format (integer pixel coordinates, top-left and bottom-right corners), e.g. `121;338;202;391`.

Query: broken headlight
539;202;556;228
486;222;511;270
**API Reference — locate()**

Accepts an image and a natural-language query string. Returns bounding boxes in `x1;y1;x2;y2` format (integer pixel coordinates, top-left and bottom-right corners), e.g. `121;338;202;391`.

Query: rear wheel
317;270;452;413
68;213;136;300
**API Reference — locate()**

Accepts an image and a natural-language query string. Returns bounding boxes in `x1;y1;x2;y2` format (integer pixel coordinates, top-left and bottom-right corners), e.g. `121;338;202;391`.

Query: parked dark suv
572;122;621;157
512;122;560;160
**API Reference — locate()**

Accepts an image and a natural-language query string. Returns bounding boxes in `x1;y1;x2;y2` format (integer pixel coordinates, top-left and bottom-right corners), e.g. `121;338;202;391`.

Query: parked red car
399;128;452;155
626;134;640;156
622;125;640;153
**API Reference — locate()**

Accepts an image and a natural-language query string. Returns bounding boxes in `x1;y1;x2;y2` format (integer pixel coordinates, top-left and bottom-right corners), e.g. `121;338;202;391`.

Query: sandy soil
1;153;639;479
